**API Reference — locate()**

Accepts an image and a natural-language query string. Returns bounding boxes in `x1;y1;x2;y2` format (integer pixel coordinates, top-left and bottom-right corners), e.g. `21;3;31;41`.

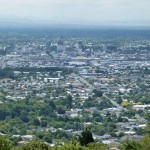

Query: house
17;141;27;146
139;124;147;129
133;104;150;111
21;135;33;140
124;131;136;135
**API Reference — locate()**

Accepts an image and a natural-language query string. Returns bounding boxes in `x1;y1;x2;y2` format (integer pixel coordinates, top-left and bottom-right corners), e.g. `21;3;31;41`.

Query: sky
0;0;150;27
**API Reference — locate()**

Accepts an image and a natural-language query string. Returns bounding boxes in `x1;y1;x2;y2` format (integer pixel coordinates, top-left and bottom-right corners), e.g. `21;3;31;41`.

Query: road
72;73;95;90
103;93;127;111
73;73;126;111
73;73;147;122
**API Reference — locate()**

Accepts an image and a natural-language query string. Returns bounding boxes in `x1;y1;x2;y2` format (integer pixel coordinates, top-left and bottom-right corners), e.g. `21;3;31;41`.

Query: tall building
0;48;6;69
57;39;66;52
1;55;6;69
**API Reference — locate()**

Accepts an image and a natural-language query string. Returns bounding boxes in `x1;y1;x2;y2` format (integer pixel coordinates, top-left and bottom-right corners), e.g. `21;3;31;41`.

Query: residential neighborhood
0;30;150;149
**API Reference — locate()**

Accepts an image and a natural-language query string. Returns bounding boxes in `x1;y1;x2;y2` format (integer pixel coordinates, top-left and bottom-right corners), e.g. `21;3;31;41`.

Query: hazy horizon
0;0;150;28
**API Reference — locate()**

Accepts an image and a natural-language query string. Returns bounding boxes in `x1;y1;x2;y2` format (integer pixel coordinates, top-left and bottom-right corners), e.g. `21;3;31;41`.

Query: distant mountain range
0;18;150;30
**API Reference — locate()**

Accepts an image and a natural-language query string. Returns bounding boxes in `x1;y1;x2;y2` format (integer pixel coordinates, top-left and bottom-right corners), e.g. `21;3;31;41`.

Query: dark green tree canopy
79;128;94;146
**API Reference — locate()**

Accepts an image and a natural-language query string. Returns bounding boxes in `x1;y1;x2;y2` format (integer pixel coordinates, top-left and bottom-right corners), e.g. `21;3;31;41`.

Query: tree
32;118;40;126
87;142;108;150
121;101;131;107
144;111;150;122
48;101;56;110
0;136;12;150
20;128;27;135
93;89;103;97
57;105;66;114
54;130;69;139
0;107;10;121
20;114;29;123
121;139;141;150
145;123;150;135
79;129;94;146
40;120;48;127
141;135;150;150
140;123;150;150
43;136;52;143
15;140;49;150
98;128;105;136
66;94;73;108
